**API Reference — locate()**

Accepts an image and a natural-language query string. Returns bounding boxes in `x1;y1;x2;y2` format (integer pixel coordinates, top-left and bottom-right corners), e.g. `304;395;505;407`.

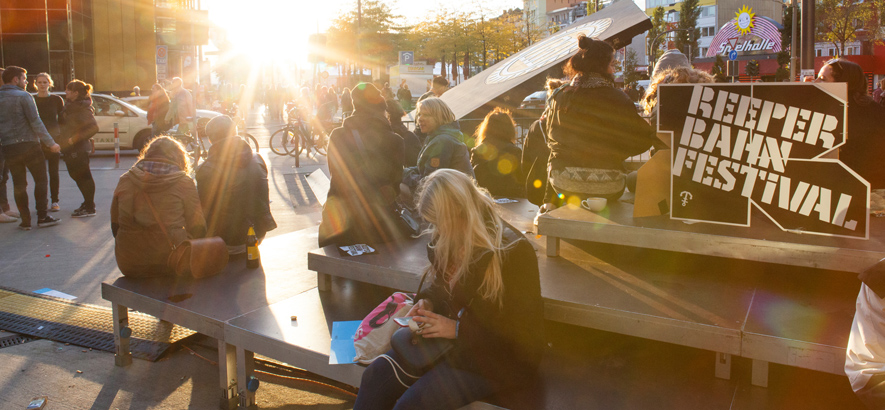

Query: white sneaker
0;213;17;223
4;209;20;218
50;202;60;212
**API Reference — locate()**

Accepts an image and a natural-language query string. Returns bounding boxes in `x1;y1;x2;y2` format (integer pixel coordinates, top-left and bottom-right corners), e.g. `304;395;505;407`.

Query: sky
203;0;523;64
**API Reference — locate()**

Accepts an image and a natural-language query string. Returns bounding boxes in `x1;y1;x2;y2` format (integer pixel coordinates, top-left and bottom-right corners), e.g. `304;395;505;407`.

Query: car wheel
133;129;153;153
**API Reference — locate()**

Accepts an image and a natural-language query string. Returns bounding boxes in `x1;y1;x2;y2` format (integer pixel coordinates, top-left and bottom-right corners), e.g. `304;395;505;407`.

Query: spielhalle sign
658;83;869;239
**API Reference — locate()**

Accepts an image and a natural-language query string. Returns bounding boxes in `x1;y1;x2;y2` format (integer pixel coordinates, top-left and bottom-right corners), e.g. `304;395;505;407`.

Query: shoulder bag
142;192;229;279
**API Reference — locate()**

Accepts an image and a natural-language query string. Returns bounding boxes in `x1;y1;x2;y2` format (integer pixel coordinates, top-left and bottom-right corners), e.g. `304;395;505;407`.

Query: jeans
44;148;60;203
5;142;48;223
353;350;495;410
0;149;9;212
63;151;95;209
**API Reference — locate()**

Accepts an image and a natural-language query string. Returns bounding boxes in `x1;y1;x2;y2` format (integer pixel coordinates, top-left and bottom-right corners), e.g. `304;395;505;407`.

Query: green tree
745;60;760;77
816;0;881;55
623;49;641;89
712;54;725;76
647;7;667;63
674;0;701;58
326;0;407;82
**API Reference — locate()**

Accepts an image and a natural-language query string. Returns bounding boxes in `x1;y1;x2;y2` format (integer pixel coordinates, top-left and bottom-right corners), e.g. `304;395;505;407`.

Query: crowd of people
5;31;885;408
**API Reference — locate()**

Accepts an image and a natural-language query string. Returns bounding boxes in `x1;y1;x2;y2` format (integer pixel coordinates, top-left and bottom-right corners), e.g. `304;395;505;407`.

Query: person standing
147;83;171;138
340;87;354;119
397;83;412;112
60;80;99;218
418;76;449;103
0;66;61;230
195;116;276;255
32;73;65;212
0;67;18;223
873;79;885;106
165;77;195;134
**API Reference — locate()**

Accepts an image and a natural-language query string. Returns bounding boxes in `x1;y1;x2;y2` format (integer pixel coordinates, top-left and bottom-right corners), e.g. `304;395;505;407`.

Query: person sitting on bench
353;169;545;410
196;115;276;255
111;136;206;277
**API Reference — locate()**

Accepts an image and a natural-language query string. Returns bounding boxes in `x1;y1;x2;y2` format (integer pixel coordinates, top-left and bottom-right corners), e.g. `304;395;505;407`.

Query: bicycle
170;118;259;165
269;107;328;167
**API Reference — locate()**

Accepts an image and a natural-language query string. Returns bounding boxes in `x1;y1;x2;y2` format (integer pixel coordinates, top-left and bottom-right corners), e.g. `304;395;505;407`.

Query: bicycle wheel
287;128;307;158
240;132;259;152
269;128;292;156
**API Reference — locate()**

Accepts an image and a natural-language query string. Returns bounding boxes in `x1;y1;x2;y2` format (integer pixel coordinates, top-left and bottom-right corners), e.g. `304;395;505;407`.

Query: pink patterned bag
353;292;414;364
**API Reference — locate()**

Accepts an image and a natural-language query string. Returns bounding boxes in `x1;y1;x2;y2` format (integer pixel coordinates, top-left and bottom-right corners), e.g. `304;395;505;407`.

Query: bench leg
237;347;257;410
219;340;238;410
751;359;769;387
111;302;132;367
317;272;332;292
546;236;560;257
714;352;731;380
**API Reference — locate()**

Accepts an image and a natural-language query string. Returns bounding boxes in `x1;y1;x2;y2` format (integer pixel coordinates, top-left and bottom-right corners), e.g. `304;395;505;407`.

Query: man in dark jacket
196;115;276;255
318;83;405;247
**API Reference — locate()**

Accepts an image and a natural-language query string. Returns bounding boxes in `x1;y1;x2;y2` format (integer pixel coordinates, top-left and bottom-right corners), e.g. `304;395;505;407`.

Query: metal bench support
111;302;132;367
546;236;560;257
237;348;257;410
220;340;239;410
317;272;332;292
715;352;731;380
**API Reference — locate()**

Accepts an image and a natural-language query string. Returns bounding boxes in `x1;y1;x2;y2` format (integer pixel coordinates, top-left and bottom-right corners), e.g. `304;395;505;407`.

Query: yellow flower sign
734;5;755;36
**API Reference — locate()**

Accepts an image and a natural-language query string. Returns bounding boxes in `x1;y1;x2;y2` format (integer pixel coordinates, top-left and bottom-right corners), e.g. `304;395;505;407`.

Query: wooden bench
102;228;322;409
536;200;863;386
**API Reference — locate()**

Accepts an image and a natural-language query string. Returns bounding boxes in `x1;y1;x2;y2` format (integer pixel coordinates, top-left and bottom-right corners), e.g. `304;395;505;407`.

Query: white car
38;93;156;151
122;96;222;139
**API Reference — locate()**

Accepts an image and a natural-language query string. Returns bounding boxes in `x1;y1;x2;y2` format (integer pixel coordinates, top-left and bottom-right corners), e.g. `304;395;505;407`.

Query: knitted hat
652;49;690;79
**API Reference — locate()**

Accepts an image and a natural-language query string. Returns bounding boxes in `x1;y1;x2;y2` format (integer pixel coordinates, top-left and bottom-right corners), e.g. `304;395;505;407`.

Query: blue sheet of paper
329;320;361;365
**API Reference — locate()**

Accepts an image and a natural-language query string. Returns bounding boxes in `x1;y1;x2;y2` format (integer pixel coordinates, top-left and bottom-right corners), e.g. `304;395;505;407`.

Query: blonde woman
354;169;545;410
32;73;65;211
403;98;473;193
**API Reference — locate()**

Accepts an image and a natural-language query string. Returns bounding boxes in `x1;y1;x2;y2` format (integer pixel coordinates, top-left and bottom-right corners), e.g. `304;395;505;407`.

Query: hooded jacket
195;136;276;250
404;122;474;190
319;109;405;247
111;162;206;277
60;97;99;154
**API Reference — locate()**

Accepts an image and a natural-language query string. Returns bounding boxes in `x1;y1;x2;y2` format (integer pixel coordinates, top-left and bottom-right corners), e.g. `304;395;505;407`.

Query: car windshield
525;91;546;101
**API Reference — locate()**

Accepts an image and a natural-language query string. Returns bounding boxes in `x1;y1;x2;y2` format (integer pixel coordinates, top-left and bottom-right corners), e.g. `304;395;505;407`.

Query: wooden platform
537;200;885;273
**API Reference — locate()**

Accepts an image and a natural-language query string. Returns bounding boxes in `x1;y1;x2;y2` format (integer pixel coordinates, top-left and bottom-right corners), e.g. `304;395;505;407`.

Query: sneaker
50;202;60;212
0;213;18;223
4;209;20;218
18;221;31;231
71;207;96;218
37;215;61;228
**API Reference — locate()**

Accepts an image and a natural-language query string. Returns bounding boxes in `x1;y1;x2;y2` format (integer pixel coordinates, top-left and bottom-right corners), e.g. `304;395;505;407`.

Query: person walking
147;83;171;138
0;67;18;223
396;83;412;112
0;66;61;230
165;77;195;135
195;116;276;255
32;73;65;212
60;80;99;218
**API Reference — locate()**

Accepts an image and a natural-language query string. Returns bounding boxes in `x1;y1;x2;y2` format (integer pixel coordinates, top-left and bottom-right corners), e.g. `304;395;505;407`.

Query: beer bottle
246;225;260;269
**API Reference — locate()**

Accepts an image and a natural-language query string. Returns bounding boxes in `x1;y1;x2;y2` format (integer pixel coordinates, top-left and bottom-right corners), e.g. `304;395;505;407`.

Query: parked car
519;90;547;110
122;96;222;138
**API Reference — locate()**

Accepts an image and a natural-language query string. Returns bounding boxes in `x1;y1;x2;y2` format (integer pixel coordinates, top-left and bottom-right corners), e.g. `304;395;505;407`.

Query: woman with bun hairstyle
353;169;544;410
815;59;885;189
61;79;99;217
542;35;659;211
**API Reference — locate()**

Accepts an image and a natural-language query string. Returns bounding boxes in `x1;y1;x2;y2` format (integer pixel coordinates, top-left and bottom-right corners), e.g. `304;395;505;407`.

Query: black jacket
390;120;421;167
839;97;885;189
471;138;524;198
319;109;405;247
60;97;98;154
195;136;276;247
521;118;550;206
417;222;545;390
545;74;657;171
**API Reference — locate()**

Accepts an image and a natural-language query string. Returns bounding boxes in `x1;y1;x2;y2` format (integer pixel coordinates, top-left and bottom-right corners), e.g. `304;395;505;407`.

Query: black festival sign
658;83;869;239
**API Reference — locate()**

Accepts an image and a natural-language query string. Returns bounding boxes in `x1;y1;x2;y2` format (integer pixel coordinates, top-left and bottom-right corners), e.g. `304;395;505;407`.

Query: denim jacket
0;84;54;147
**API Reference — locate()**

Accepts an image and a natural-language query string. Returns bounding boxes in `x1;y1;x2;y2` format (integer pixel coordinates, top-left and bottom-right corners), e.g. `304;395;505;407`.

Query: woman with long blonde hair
354;169;545;410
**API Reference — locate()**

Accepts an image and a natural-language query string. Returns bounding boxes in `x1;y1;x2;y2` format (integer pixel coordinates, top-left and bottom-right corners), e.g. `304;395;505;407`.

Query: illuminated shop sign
705;6;783;58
